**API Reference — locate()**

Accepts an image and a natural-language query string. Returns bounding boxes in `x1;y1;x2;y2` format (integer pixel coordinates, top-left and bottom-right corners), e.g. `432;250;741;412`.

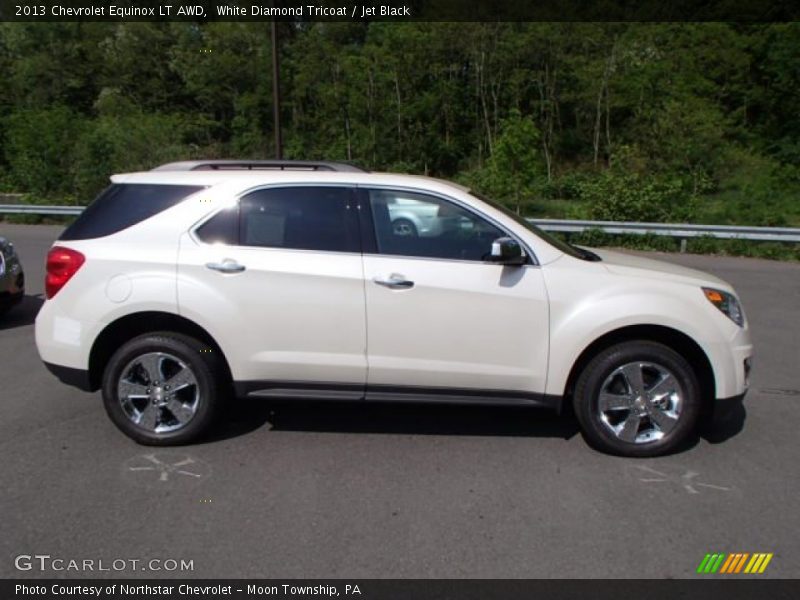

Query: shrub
3;106;86;198
577;172;699;223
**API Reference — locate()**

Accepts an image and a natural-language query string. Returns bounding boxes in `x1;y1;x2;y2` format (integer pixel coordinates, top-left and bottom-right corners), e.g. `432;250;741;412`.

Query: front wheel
573;341;701;457
102;332;225;445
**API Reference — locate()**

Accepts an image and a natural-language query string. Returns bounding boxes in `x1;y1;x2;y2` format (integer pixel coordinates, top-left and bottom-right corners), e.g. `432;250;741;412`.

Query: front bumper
704;314;753;401
0;270;24;310
711;391;747;424
0;288;24;309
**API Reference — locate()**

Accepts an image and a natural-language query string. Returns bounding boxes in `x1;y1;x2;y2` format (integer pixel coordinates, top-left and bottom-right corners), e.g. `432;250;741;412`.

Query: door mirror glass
488;237;526;265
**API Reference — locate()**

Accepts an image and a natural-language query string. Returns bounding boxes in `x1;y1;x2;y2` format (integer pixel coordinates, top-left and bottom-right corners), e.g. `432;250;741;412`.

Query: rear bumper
43;361;93;392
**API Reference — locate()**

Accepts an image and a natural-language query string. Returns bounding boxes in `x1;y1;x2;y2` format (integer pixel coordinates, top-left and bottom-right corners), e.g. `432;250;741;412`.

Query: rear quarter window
60;184;205;241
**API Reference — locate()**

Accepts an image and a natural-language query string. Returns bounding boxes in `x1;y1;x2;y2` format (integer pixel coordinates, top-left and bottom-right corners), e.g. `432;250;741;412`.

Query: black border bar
1;0;800;22
3;579;800;600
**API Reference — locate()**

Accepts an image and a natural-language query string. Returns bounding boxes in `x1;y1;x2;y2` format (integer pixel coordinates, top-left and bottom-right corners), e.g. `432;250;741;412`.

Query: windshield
469;191;598;261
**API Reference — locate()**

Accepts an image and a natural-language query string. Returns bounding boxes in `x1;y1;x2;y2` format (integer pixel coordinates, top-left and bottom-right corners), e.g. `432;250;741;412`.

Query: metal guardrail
1;204;799;243
533;219;800;243
0;204;83;216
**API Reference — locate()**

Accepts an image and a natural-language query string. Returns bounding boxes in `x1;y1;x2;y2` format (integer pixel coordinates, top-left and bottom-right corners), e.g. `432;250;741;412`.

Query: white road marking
632;465;731;495
125;453;210;482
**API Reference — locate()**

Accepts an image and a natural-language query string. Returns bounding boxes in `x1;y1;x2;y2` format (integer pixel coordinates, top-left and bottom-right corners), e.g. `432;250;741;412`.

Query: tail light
45;246;85;299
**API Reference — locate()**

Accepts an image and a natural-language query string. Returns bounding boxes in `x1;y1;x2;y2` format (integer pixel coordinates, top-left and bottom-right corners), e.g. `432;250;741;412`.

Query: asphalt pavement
1;223;798;579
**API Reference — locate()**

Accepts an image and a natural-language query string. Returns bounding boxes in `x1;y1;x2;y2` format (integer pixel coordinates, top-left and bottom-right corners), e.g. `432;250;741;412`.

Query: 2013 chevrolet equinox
35;160;753;456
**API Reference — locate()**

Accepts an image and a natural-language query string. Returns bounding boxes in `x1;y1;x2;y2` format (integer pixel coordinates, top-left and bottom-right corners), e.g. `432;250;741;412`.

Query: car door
359;187;549;400
177;185;367;399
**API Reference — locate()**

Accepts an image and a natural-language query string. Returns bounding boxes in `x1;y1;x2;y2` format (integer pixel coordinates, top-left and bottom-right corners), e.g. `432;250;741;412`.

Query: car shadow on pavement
208;398;581;442
0;294;43;331
208;397;745;450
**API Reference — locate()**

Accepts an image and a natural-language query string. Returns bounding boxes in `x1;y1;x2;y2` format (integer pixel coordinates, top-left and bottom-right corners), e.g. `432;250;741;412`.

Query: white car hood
588;248;732;290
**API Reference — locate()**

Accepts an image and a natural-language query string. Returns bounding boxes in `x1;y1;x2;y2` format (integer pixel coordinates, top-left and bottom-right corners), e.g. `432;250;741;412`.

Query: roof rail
151;160;368;173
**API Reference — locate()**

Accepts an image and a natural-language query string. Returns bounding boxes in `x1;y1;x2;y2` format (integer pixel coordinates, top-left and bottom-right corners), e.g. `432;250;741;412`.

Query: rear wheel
573;341;701;457
102;332;225;445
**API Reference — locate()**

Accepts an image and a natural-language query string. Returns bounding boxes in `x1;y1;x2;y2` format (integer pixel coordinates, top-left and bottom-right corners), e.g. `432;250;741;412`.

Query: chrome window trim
188;182;361;255
188;181;540;266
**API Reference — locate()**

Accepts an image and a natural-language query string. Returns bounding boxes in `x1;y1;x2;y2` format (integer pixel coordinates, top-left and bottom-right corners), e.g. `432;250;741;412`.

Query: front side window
366;189;507;262
469;191;596;261
196;186;359;253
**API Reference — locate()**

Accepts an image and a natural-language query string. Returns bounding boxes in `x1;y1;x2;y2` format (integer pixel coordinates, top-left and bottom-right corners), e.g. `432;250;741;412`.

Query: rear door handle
373;274;414;289
206;260;246;274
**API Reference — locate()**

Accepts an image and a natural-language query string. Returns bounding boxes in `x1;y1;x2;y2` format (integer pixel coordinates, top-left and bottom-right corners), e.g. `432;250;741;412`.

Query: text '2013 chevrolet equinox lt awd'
35;160;753;456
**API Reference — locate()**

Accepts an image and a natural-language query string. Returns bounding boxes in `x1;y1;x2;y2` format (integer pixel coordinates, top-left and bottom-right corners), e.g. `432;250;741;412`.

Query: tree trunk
394;72;402;147
594;40;616;167
368;66;376;164
593;84;603;167
478;51;494;155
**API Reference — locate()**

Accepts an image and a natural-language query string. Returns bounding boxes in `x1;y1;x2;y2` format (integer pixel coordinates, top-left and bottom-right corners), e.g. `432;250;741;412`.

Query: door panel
360;188;549;394
177;186;367;389
363;256;548;392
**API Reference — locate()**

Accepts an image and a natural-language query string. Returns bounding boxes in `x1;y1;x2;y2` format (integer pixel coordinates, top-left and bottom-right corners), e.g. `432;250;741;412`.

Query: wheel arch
561;324;715;414
88;311;233;392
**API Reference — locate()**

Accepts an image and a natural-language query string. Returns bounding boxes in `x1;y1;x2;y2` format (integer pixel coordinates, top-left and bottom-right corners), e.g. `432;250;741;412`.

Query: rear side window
195;206;238;245
197;186;359;253
60;184;204;241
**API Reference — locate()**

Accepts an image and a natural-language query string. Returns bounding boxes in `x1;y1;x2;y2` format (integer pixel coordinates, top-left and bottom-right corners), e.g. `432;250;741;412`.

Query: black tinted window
239;187;358;252
60;184;204;241
367;190;506;261
196;206;238;245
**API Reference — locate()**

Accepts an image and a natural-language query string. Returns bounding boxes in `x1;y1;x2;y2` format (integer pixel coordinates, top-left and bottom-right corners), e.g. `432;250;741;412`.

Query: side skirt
233;380;562;411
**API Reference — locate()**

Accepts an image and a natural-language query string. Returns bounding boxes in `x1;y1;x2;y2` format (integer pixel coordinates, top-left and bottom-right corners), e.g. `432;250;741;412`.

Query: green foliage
0;22;798;243
71;111;196;199
698;148;800;227
465;111;544;213
3;106;85;198
575;172;700;223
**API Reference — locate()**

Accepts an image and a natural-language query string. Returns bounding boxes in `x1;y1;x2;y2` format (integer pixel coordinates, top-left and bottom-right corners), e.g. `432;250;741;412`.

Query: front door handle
373;274;414;289
206;259;246;274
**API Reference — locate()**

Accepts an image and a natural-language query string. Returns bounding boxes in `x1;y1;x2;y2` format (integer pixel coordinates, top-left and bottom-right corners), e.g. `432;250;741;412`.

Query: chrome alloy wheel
596;361;684;444
117;352;200;433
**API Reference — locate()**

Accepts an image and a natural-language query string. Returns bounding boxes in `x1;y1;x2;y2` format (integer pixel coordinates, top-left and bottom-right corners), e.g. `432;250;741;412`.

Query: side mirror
487;237;526;266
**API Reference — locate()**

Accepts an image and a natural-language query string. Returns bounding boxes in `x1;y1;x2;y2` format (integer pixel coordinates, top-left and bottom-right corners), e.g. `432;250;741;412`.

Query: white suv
35;160;753;456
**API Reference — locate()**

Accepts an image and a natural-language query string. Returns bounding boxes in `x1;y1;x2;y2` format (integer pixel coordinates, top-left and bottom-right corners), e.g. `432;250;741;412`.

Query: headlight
703;287;744;327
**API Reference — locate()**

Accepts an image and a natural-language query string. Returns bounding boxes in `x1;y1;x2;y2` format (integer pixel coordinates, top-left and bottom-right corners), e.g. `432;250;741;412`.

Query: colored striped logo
697;553;774;574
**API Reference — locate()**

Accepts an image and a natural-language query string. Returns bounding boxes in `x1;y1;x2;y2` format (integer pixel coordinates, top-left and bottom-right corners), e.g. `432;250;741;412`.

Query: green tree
468;111;544;213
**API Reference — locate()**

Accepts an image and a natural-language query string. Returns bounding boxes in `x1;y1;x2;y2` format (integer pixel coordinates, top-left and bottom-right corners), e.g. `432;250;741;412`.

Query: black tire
573;341;701;457
102;332;227;445
392;218;418;237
